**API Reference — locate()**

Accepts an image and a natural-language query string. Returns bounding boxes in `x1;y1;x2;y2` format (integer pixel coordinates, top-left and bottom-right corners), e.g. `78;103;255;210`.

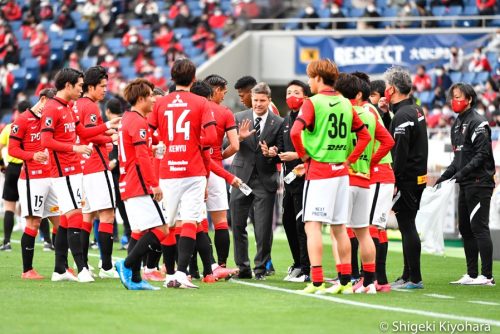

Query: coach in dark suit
230;82;284;280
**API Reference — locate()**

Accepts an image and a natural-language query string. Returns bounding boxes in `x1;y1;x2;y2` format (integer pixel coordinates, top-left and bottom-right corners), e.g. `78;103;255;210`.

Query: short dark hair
17;100;32;113
171;58;196;86
191;81;213;98
106;98;122;115
351;72;370;101
153;87;166;96
204;74;228;89
39;88;56;98
286;80;311;97
334;73;361;100
168;82;176;93
123;78;154;106
448;83;477;108
54;68;84;91
83;66;108;93
370;80;385;97
234;76;257;90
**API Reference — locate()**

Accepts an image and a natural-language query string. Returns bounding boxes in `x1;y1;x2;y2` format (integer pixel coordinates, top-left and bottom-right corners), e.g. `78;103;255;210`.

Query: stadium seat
220;1;232;14
381;7;399;28
121;67;137;80
76;21;90;45
50;39;65;65
80;57;97;70
41;20;53;32
213;28;224;40
24;58;40;84
180;37;193;49
138;28;152;41
431;6;446;17
9;20;22;32
185;46;202;58
62;29;77;53
460;6;479;27
461;72;475;84
191;54;207;67
152;47;164;58
118;56;132;69
18;39;30;50
449;71;462;83
472;71;490;85
129;19;143;28
29;95;38;106
105;38;126;55
11;68;28;93
173;28;192;38
19;49;32;63
70;11;82;23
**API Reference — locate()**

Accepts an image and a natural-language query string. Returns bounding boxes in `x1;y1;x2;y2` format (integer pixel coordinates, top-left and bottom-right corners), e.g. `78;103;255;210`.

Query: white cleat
450;274;474;285
283;267;302;281
51;270;78;282
355;283;377;294
163;274;181;288
174;271;198;289
98;268;119;279
464;275;496;286
77;268;95;283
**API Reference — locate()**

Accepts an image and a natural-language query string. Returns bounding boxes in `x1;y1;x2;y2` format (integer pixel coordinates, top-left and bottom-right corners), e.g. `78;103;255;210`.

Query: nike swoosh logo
26;247;34;251
73;232;80;234
31;126;37;129
329;102;340;107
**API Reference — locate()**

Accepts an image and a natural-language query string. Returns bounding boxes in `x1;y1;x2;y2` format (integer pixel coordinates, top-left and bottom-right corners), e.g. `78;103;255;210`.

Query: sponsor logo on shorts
312;207;327;217
49;206;60;213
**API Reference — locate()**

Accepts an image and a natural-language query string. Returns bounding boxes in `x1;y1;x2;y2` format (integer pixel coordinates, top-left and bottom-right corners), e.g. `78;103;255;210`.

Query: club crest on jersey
11;125;19;134
90;114;97;123
139;129;147;139
45;117;52;127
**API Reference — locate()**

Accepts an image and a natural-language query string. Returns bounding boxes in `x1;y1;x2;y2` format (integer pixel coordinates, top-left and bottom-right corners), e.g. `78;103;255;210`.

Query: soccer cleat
212;265;236;280
0;242;12;252
390;277;407;289
174;271;199;289
283;266;302;281
375;281;391;292
399;281;424;289
163;274;181;288
98;268;119;279
302;283;326;294
288;274;311;283
465;275;496;286
450;274;474;285
77;268;95;283
355;283;377;294
43;242;54;252
51;270;78;282
201;274;218;283
352;277;364;291
115;260;132;289
325;282;353;295
66;268;76;276
129;280;160;291
21;269;44;280
142;269;165;282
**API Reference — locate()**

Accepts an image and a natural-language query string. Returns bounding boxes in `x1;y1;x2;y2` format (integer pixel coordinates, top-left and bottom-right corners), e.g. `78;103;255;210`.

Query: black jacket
282;111;304;194
437;108;495;188
389;98;428;188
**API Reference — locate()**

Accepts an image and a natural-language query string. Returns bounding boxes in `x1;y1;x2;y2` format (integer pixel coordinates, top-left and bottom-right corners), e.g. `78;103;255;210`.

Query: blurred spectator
84;35;104;58
148;67;168;91
358;2;380;29
107;67;125;95
205;31;222;57
35;75;54;96
112;15;129;38
476;0;496;16
415;0;436;27
448;46;464;72
413;65;432;92
96;44;111;64
208;8;227;29
0;64;15;106
487;29;500;57
155;24;174;51
29;24;49;48
201;0;219;15
165;38;185;67
54;5;75;30
168;0;185;20
174;4;198;28
481;78;499;106
431;0;464;7
31;32;50;70
303;6;319;30
234;0;261;19
2;0;22;21
192;24;210;49
1;42;19;66
134;51;156;75
469;47;492;72
101;54;120;70
433;65;452;106
122;27;143;48
21;21;36;40
80;0;101;32
39;0;54;21
136;0;160;25
66;52;82;71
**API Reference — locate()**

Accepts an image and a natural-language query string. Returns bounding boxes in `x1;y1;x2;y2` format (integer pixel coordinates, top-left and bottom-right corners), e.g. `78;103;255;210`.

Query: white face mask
105;55;113;63
154;71;162;78
130;35;138;44
367;5;375;12
41;77;48;84
305;6;314;15
435;69;443;76
477;108;485;115
109;66;117;74
331;6;339;14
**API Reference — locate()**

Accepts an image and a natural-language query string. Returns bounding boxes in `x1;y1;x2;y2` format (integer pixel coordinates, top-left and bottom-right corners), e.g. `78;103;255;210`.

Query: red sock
347;227;355;239
174;226;182;236
311;266;324;285
379;230;388;244
24;227;38;238
180;223;197;240
201;218;209;233
60;215;68;229
98;222;114;234
131;232;143;241
340;263;352;276
369;225;379;239
196;223;205;234
161;229;177;246
67;213;82;229
214;221;229;230
52;227;58;235
336;264;341;274
362;263;376;273
81;221;93;233
151;227;168;242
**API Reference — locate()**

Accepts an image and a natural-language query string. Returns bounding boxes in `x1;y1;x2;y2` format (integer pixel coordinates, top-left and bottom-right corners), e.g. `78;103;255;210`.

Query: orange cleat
143;269;165;282
66;268;76;276
201;274;218;283
21;269;44;280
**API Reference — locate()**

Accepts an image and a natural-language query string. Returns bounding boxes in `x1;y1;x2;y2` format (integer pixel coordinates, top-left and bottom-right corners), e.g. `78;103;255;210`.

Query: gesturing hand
238;119;256;141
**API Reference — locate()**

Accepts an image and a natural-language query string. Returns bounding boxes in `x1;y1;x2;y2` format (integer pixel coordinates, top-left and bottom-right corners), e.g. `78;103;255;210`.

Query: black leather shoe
234;269;252;279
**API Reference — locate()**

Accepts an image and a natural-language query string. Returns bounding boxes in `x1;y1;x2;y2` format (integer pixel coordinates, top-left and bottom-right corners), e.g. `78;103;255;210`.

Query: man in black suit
230;82;284;280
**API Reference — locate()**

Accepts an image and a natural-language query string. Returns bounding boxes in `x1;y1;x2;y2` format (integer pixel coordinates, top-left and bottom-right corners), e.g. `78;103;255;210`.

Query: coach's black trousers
458;185;493;279
282;190;309;274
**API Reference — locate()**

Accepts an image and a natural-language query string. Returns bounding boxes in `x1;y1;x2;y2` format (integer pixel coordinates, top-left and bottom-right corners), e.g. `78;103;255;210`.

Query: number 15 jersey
149;91;216;179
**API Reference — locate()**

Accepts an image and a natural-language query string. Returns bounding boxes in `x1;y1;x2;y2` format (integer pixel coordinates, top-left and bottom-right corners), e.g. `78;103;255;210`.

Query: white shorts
369;182;395;229
52;174;83;214
160;176;207;227
124;195;166;231
18;178;59;218
347;186;371;228
82;171;116;213
206;172;229;212
302;175;349;225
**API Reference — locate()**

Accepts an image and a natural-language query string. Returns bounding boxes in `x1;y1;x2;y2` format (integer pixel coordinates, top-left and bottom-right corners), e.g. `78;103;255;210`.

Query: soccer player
77;66;118;279
203;74;240;277
335;73;394;294
114;78;168;291
8;89;62;279
149;58;217;289
290;59;371;294
41;68;120;283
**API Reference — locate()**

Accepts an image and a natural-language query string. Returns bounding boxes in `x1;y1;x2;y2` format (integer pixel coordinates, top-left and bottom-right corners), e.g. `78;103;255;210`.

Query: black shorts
392;186;425;214
2;162;22;202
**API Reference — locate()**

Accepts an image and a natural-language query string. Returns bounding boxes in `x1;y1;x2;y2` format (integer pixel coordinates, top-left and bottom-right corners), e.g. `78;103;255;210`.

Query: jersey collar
53;96;69;106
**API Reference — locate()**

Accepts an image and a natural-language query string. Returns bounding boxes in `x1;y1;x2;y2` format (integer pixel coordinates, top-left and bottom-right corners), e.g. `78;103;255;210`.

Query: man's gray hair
384;66;412;95
251;82;271;97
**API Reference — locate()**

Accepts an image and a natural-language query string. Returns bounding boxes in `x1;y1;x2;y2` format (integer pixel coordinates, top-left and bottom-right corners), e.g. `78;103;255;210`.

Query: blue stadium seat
12;68;28;93
9;20;22;32
191;54;207;67
118;56;132;69
461;72;475;84
418;91;434;107
431;6;446;16
105;38;126;55
76;21;90;45
349;8;365;17
487;18;500;27
129;19;143;28
460;6;479;27
24;58;40;84
121;67;137;80
180;37;193;49
70;11;82;23
50;39;65;64
62;29;77;53
448;6;463;15
473;71;490;85
449;71;462;83
185;46;202;58
19;49;32;63
29;96;38;106
220;1;232;14
213;28;224;40
80;57;97;70
41;20;53;32
152;47;164;59
18;39;30;50
138;28;152;41
311;0;323;10
173;28;192;38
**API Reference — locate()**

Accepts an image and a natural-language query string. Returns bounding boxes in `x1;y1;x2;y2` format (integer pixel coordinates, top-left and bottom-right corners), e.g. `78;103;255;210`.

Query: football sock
98;223;114;271
3;210;14;244
125;230;165;283
127;232;141;283
214;221;230;265
177;224;197;274
146;249;162;270
161;229;177;275
52;226;57;248
189;248;199;277
362;263;376;286
196;229;213;276
340;264;352;286
336;263;341;280
311;266;324;286
80;220;93;268
39;218;51;244
67;213;85;273
54;225;68;274
377;230;389;285
21;227;37;272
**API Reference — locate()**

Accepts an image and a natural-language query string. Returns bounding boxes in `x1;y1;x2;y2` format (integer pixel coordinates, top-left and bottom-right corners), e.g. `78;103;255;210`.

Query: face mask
384;87;392;103
451;99;468;113
286;96;304;110
41;77;48;84
435;69;443;76
154;71;162;79
105;55;113;63
331;6;339;14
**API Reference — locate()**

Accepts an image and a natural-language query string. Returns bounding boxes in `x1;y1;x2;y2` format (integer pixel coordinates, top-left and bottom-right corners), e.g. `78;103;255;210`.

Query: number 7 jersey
148;91;216;179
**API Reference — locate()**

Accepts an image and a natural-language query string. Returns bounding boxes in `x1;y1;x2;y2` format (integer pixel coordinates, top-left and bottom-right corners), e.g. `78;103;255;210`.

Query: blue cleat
129;280;160;290
400;281;424;289
115;260;132;290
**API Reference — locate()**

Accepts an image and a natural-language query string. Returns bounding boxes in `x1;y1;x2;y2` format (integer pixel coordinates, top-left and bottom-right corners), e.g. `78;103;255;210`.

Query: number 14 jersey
149;91;216;179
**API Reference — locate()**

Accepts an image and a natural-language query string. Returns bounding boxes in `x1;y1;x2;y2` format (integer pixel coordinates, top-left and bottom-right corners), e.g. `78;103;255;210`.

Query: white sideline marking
424;293;455;299
469;301;500;306
230;279;500;327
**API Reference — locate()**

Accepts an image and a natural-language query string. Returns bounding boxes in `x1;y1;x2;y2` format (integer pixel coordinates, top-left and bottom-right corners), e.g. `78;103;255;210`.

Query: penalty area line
230;279;500;327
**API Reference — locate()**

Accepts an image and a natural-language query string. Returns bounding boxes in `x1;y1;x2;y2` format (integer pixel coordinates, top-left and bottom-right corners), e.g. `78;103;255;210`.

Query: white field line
424;293;455;299
230;279;500;327
469;301;500;306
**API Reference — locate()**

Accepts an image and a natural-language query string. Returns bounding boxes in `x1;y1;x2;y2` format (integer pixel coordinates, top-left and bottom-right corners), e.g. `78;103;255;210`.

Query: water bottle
155;141;165;159
42;148;49;165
